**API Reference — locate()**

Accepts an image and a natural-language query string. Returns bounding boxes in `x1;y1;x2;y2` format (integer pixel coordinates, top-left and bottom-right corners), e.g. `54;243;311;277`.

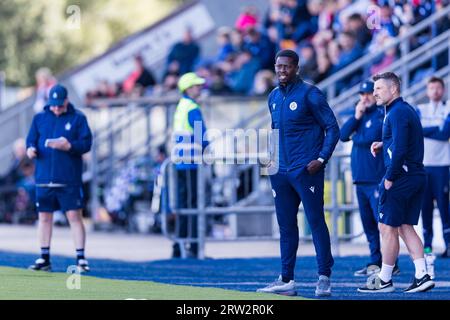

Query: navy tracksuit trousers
422;166;450;249
270;167;334;280
355;184;382;265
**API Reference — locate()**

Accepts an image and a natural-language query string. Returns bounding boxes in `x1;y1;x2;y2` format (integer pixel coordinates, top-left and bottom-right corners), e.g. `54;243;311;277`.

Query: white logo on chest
272;189;276;198
365;120;372;128
272;103;276;110
65;122;72;131
289;102;297;111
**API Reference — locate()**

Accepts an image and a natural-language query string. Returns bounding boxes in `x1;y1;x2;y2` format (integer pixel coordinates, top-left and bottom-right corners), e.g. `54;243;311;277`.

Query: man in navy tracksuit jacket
257;50;340;297
416;77;450;262
358;72;434;293
340;80;387;276
26;84;92;273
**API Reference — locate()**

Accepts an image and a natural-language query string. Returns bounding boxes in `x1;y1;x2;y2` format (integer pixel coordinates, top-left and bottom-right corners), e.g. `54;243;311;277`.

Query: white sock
413;258;427;279
379;263;394;282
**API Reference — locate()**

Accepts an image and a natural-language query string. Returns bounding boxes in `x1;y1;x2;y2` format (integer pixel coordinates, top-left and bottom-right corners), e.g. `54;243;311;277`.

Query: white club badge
65;122;72;131
272;103;276;110
365;120;372;128
53;92;58;99
289;102;297;111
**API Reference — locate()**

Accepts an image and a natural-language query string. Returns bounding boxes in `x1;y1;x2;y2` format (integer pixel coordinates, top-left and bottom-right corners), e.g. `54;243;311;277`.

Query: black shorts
35;186;84;213
378;174;426;227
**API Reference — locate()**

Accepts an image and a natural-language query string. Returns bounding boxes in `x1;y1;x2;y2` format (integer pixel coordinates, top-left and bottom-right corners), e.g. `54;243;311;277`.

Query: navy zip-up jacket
382;97;425;181
340;104;385;184
26;103;92;186
268;78;340;172
422;113;450;141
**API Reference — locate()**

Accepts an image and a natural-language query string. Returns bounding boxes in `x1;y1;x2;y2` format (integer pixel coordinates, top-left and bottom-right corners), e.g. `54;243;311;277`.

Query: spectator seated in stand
0;138;36;224
122;55;157;96
84;0;447;100
166;27;201;76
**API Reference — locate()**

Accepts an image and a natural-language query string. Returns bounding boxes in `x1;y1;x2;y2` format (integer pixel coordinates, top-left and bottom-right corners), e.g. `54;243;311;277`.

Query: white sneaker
354;264;381;277
257;276;296;296
358;274;395;293
425;253;436;279
315;275;331;297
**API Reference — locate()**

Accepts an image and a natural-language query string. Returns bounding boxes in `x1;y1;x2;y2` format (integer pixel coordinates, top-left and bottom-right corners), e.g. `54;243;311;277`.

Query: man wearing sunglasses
26;84;92;273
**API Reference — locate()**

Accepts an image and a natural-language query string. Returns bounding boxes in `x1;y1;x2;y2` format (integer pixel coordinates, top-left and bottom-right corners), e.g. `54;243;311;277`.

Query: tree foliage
0;0;183;86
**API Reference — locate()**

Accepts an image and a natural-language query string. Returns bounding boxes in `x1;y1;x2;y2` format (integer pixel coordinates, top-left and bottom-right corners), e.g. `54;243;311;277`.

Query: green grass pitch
0;267;305;300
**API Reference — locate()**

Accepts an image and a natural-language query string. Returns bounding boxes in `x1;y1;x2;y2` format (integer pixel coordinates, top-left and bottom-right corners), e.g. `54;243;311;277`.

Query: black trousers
174;169;198;256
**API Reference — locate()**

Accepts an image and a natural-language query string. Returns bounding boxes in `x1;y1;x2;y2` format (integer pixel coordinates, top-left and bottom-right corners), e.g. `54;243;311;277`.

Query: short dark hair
373;72;401;93
428;76;445;88
348;13;363;21
275;49;299;66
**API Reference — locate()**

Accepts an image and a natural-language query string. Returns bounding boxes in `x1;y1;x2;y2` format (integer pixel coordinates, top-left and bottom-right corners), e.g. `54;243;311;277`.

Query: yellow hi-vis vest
173;97;200;133
172;97;203;165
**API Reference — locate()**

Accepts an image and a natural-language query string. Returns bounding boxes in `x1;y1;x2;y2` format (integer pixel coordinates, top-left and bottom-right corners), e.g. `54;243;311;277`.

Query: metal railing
84;4;450;183
87;95;268;185
87;94;271;226
157;153;362;259
0;95;35;175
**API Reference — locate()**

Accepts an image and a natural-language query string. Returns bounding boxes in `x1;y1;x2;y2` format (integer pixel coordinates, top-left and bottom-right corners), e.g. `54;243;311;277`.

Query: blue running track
0;251;448;300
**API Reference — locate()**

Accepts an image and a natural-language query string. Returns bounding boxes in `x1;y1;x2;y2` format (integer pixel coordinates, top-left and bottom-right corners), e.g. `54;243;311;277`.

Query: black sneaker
172;243;181;258
357;275;395;293
392;264;401;276
28;258;51;272
77;259;90;273
354;264;380;277
404;274;435;293
187;251;199;259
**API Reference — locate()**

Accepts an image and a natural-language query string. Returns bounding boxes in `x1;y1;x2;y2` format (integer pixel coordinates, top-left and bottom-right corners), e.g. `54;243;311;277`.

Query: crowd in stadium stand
84;0;449;105
4;0;449;228
0;139;36;224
